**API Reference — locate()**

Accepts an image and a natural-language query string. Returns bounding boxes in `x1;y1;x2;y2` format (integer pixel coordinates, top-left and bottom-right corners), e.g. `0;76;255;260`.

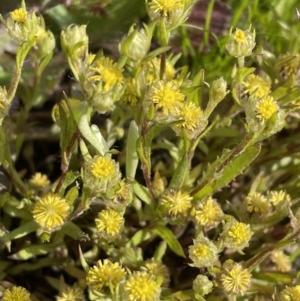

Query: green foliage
0;0;300;300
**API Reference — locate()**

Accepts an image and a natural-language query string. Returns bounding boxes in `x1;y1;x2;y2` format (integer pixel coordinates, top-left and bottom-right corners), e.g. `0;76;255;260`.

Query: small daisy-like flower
191;197;223;227
226;27;256;58
32;193;69;232
255;95;278;121
148;80;184;115
179;102;203;130
148;0;183;17
109;179;133;210
90;57;124;91
144;259;170;287
120;78;139;106
86;259;126;293
222;219;253;252
243;74;270;98
193;275;213;296
246;192;271;214
95;209;124;240
29;172;50;189
10;8;28;23
158;189;192;220
90;156;117;179
268;190;291;206
189;234;219;268
56;286;86;301
279;285;300;301
123;271;161;301
2;286;31;301
221;261;251;296
145;57;175;85
270;250;291;272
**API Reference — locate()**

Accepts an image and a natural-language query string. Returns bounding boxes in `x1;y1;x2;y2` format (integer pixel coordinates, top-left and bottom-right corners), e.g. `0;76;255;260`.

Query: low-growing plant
0;0;300;300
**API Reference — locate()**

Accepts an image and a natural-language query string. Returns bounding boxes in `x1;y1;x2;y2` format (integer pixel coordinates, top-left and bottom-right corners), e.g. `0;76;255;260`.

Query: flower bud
61;24;88;60
226;26;256;58
193;275;213;296
119;23;153;61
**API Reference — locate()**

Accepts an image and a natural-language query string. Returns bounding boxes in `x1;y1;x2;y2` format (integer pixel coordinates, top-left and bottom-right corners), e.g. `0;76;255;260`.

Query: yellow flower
148;0;183;17
221;261;251;296
279;285;300;301
158;189;192;220
2;286;31;301
222;220;253;252
149;80;184;115
192;197;223;227
29;172;50;189
179;102;203;130
246;192;271;214
270;250;291;272
95;209;124;240
90;56;124;91
189;234;219;268
120;78;139;106
145;57;175;85
86;259;126;293
56;286;85;301
243;74;271;98
32;193;69;232
10;8;28;23
268;190;290;206
233;29;246;43
144;259;170;287
91;156;117;179
123;271;161;301
255;95;278;121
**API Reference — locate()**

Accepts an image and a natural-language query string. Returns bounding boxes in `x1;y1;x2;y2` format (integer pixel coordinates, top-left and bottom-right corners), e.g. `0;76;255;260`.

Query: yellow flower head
32;193;69;232
280;285;300;301
148;0;183;17
179;102;203;130
87;259;126;293
123;271;161;301
57;286;86;301
189;234;219;268
158;189;192;220
221;261;251;296
90;56;124;91
91;156;117;179
222;220;253;252
144;259;170;287
246;192;271;214
268;190;290;206
243;74;271;98
255;95;278;121
11;8;28;23
2;286;30;301
191;197;223;227
145;57;175;85
270;250;291;272
233;29;246;43
149;80;184;115
95;209;124;240
29;172;50;189
120;78;139;106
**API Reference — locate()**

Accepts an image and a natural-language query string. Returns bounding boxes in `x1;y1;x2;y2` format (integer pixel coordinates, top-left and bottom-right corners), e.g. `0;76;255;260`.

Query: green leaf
151;225;185;257
9;243;57;260
194;144;261;199
132;181;152;205
126;121;140;178
60;222;89;241
127;229;152;247
140;46;172;64
79;244;89;273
